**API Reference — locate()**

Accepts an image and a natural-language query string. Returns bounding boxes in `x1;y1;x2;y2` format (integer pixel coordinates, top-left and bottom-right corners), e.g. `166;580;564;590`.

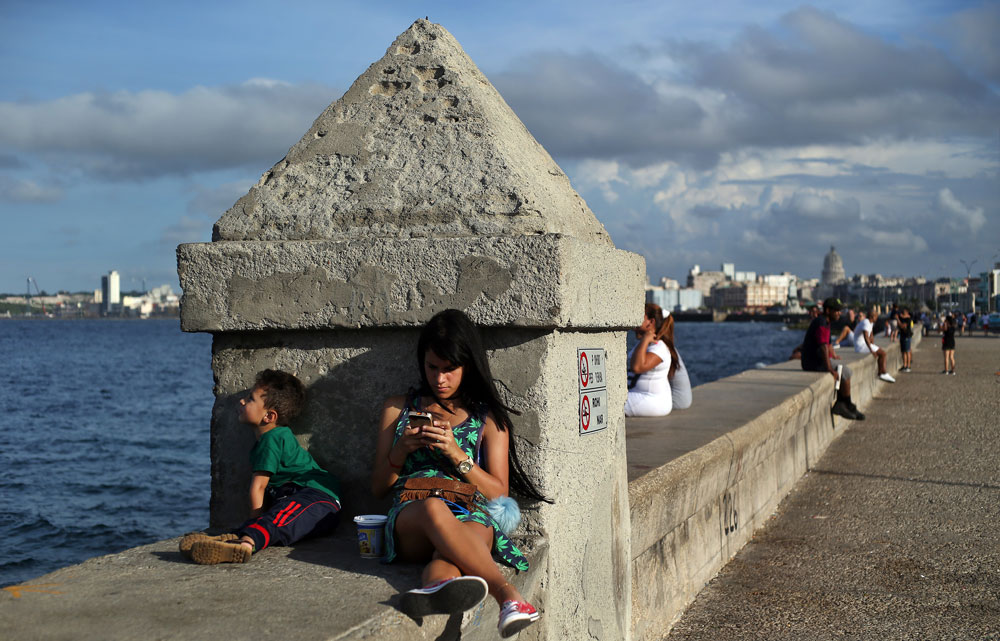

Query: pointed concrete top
213;19;612;245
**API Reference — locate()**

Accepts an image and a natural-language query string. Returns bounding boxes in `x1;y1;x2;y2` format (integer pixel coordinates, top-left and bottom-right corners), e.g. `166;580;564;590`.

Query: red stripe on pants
248;523;270;549
276;502;301;527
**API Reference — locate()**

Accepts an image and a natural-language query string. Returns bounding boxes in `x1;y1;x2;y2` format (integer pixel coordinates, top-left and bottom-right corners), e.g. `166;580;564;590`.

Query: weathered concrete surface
212;20;612;245
177;236;644;331
0;528;546;641
664;334;1000;641
627;333;916;641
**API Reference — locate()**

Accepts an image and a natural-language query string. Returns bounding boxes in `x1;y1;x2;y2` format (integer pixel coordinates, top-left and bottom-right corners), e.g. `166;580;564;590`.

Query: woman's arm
630;336;664;374
371;395;435;499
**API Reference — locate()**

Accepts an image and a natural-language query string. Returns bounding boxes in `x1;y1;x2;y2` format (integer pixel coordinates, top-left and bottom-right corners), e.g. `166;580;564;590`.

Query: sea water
0;319;212;587
0;319;802;588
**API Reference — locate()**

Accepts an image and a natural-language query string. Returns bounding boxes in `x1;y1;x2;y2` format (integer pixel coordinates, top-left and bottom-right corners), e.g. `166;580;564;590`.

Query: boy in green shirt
181;369;341;564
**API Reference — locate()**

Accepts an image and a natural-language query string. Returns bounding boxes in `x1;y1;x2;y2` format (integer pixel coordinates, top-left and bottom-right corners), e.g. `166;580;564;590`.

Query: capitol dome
821;246;846;285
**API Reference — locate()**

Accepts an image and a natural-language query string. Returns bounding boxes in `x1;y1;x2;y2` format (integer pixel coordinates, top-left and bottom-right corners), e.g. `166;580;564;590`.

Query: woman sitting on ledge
661;312;692;410
625;303;678;417
371;309;550;638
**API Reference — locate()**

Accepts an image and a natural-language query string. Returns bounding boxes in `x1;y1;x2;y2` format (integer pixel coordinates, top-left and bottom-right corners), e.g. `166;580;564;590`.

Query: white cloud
161;216;211;245
0;80;337;180
934;188;987;233
0;176;64;203
867;229;929;252
574;159;625;203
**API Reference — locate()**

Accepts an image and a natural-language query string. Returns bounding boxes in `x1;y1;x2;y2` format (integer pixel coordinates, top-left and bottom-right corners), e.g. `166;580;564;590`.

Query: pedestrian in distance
897;307;914;372
941;314;957;375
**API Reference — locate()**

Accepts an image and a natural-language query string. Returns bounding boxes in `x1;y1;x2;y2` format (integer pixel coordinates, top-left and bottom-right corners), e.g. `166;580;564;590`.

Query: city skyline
1;1;997;293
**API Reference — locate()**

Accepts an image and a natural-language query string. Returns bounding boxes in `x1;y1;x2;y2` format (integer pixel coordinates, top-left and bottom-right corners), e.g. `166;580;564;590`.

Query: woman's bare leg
395;500;524;605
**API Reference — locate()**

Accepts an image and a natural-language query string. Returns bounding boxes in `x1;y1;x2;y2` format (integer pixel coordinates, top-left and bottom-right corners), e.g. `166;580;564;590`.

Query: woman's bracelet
387;451;404;470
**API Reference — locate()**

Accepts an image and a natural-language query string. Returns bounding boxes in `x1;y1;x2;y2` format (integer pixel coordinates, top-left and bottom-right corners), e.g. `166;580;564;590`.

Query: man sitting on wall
800;298;864;420
830;307;857;349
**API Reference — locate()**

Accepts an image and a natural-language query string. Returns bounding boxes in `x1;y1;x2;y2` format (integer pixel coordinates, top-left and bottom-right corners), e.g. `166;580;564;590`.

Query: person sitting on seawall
853;308;896;383
660;311;692;410
180;369;342;564
800;298;864;420
625;303;675;417
371;309;550;638
830;307;857;349
897;307;914;372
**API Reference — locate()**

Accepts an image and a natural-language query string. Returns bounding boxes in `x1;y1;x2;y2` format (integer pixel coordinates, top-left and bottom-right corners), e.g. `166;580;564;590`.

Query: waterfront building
709;282;786;310
821;246;846;285
100;270;120;315
646;285;703;311
688;267;727;298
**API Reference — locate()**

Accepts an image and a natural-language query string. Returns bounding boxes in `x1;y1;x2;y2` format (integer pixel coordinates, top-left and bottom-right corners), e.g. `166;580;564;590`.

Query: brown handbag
399;477;478;510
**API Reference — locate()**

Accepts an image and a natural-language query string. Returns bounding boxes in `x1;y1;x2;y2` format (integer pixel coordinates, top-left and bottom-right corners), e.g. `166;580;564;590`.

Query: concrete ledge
0;529;547;641
3;330;917;641
177;236;644;331
627;331;916;641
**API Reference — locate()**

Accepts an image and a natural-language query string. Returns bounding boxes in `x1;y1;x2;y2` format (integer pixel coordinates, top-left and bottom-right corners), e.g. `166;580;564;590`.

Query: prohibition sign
580;395;591;430
579;352;590;388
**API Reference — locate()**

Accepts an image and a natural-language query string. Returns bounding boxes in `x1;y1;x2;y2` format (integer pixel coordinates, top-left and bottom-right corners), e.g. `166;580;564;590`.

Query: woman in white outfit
853;308;895;383
625;303;676;417
661;312;692;410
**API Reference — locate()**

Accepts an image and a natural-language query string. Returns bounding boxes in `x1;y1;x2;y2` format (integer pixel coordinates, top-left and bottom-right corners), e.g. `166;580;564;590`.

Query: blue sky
1;0;997;294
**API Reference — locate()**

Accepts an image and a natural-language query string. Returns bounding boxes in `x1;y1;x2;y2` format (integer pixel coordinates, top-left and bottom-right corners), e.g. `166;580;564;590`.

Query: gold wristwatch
457;456;474;474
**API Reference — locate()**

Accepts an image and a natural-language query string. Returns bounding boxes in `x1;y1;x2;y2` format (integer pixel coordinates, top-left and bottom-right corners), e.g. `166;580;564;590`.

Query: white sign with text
578;348;608;434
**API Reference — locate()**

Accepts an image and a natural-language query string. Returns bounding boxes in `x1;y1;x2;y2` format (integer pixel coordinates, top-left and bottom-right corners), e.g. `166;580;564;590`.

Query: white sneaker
400;576;488;618
879;373;896;383
498;600;540;638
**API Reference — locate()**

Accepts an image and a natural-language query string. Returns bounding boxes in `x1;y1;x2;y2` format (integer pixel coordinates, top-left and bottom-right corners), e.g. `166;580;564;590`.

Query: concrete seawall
0;333;914;640
628;331;918;640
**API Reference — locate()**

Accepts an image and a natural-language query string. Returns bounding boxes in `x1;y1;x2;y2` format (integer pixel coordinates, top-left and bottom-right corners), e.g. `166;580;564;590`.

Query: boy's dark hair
254;369;306;422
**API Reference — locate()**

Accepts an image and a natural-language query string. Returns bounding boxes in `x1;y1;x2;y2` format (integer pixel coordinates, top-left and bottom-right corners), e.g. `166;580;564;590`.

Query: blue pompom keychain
486;496;521;534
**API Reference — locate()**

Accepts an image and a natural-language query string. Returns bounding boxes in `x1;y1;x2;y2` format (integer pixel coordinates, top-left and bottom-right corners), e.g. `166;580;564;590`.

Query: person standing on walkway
941;314;957;374
898;307;914;372
853;308;896;383
801;298;864;420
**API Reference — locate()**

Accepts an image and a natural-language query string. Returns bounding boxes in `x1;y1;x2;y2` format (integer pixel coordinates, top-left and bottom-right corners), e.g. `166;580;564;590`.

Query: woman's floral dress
382;393;528;571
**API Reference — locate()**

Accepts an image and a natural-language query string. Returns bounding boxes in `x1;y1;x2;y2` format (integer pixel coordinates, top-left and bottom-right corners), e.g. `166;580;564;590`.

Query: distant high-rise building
721;263;735;280
821;246;846;285
101;270;120;314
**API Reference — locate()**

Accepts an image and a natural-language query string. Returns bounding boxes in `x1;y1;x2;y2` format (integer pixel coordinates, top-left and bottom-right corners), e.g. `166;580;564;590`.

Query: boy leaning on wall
179;369;342;564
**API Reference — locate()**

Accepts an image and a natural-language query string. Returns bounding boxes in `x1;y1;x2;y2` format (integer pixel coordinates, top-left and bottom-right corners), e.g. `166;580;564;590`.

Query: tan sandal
190;540;252;565
178;532;239;558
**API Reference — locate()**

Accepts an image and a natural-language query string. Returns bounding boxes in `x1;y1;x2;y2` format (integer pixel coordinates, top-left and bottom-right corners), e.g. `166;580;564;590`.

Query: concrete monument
178;19;644;640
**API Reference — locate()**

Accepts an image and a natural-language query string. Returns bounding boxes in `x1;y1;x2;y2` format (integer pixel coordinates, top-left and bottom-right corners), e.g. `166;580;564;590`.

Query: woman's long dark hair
645;302;679;378
417;309;551;503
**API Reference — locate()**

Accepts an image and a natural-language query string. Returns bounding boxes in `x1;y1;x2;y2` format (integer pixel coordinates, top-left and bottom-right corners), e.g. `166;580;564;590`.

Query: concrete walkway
664;335;1000;640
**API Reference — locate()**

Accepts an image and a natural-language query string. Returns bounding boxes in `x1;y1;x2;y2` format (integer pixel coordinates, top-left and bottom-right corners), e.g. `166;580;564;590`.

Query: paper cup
353;514;388;558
